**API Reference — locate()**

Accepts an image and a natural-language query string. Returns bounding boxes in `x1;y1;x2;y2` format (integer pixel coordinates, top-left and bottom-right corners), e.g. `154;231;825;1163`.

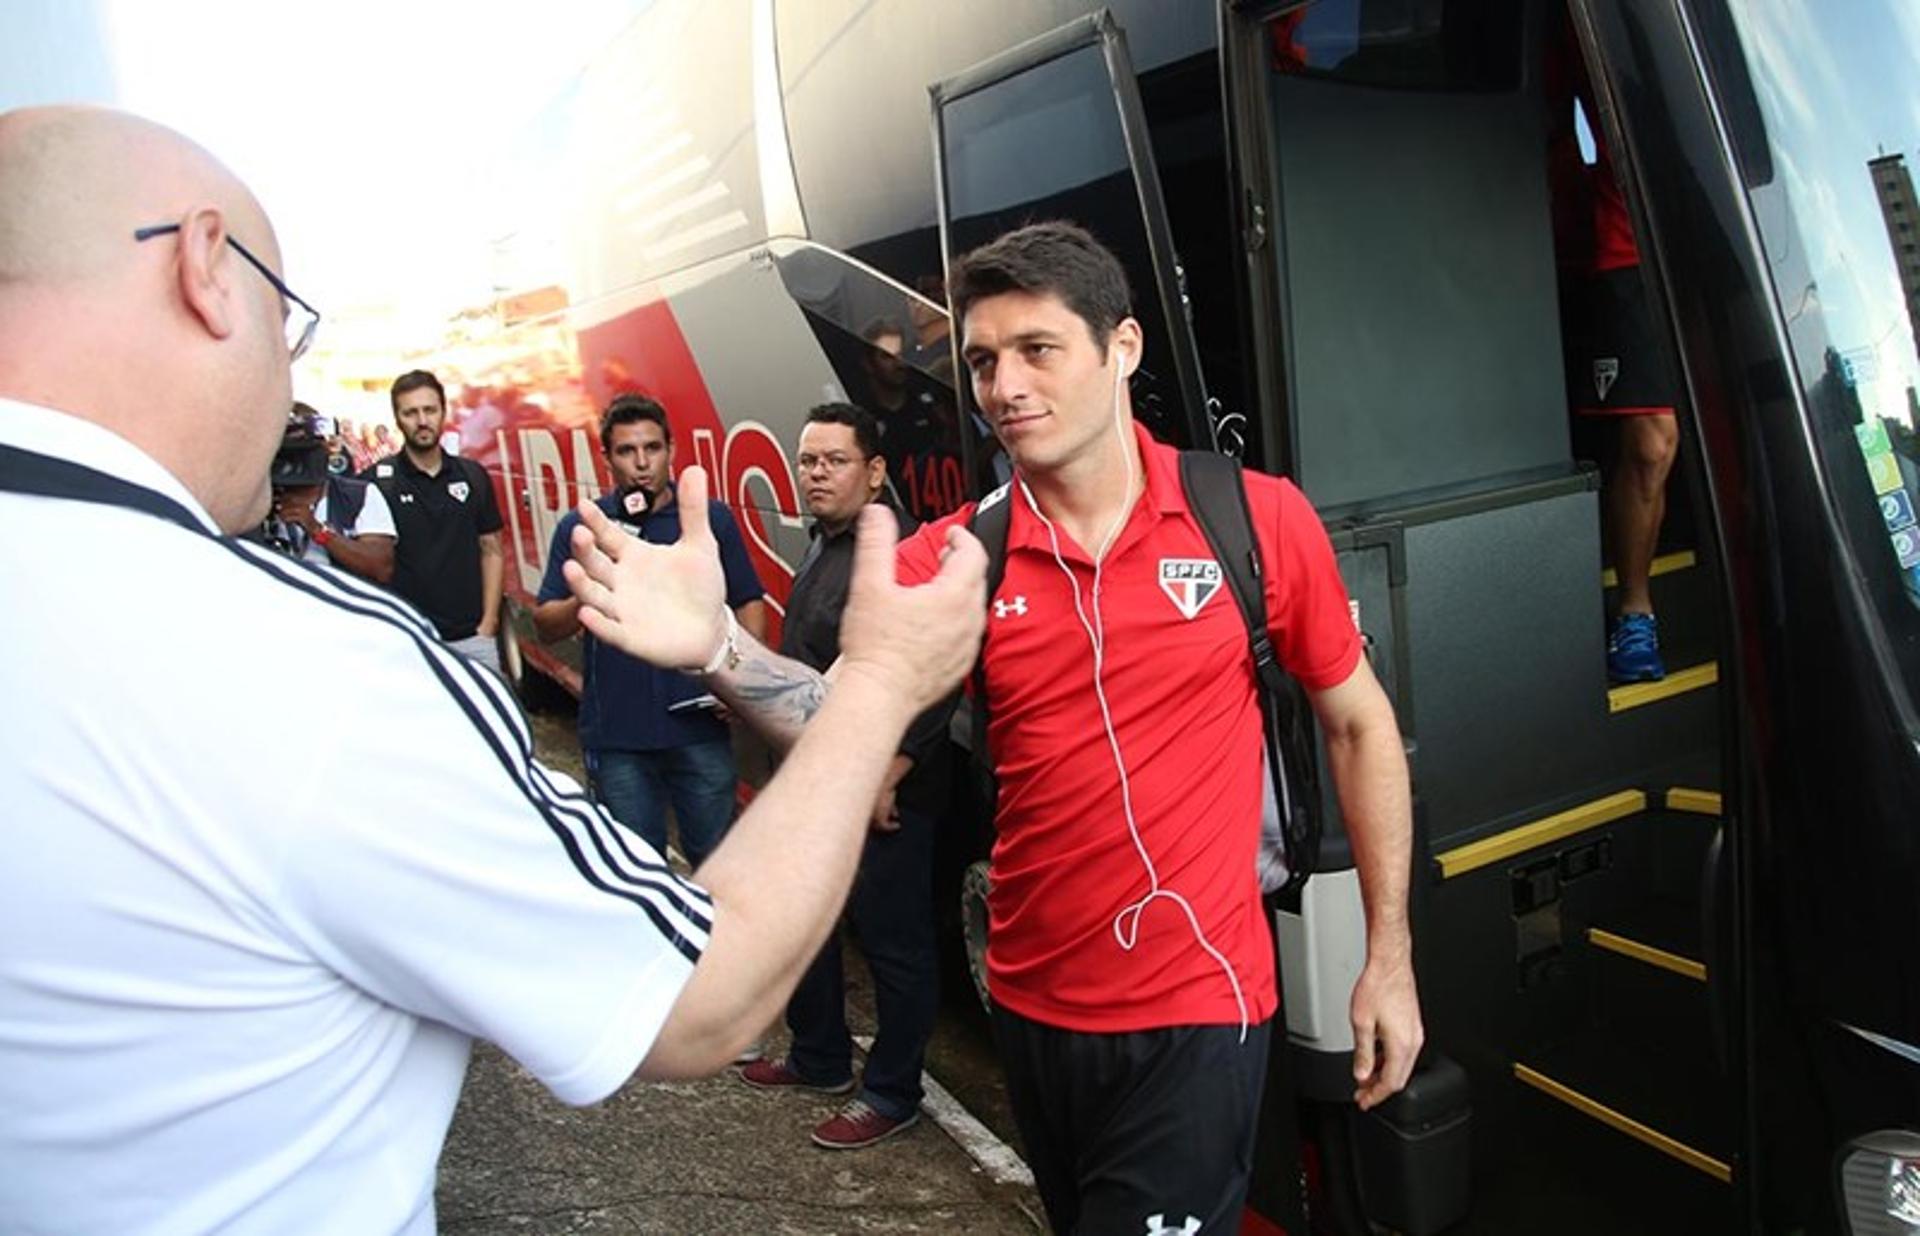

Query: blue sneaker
1608;612;1665;683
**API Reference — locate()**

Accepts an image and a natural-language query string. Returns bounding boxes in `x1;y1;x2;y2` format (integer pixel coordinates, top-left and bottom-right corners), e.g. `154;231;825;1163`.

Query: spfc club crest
1158;558;1221;620
448;480;471;502
1593;357;1620;402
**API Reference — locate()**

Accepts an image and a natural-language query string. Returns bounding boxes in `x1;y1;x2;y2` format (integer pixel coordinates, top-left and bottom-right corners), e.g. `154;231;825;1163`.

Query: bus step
1609;661;1718;713
1601;548;1719;673
1432;789;1646;881
1580;907;1717;1079
1664;786;1721;816
1587;925;1706;983
1511;1061;1733;1184
1463;1035;1736;1234
1601;549;1697;590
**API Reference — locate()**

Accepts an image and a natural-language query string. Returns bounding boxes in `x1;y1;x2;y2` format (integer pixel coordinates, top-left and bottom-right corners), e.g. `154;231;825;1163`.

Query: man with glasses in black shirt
739;403;951;1152
372;369;505;671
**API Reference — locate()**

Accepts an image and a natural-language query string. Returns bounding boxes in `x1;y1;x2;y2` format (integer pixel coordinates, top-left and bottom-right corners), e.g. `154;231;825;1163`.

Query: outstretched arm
561;473;837;750
627;497;986;1077
1310;656;1424;1111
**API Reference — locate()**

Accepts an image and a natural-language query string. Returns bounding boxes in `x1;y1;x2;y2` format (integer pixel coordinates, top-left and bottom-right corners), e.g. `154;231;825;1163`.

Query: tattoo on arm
727;647;827;736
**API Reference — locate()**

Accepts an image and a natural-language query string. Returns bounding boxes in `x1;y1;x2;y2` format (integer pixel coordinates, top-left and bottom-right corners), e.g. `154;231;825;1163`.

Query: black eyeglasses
133;223;321;361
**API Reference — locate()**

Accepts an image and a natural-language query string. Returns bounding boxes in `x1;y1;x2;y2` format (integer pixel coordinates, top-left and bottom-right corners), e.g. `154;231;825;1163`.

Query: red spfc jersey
896;426;1361;1032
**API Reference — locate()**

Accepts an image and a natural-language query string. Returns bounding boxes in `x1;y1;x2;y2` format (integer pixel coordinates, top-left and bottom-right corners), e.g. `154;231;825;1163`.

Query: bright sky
2;0;647;329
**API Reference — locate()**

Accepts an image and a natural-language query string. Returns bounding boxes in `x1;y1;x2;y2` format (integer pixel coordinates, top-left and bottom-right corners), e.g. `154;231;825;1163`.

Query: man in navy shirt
534;395;767;867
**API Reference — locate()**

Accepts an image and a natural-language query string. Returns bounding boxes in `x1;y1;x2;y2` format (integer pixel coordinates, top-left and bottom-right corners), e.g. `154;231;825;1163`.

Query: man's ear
174;207;238;342
1113;316;1144;378
868;455;888;495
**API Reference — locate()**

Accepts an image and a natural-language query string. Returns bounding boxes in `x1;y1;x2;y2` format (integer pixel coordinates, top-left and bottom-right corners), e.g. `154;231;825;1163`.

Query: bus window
768;240;971;520
1725;1;1920;705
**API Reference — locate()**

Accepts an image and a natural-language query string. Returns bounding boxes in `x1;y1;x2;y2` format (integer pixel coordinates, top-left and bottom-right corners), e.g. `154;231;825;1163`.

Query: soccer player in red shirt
565;222;1423;1233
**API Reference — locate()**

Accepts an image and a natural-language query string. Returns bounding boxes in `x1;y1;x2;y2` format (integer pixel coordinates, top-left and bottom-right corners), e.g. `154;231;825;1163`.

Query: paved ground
436;1041;1042;1235
432;708;1043;1234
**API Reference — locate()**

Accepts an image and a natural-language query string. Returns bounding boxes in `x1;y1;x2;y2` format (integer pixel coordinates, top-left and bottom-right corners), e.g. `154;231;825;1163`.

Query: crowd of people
0;104;1422;1235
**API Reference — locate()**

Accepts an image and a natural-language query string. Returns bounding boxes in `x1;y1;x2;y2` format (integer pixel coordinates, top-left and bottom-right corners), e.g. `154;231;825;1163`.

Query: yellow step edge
1513;1063;1733;1183
1610;661;1719;713
1588;927;1708;983
1665;787;1722;816
1436;790;1646;880
1602;550;1697;589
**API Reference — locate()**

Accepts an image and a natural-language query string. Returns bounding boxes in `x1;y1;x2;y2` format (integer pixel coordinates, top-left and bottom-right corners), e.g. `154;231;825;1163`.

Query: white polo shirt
0;399;710;1235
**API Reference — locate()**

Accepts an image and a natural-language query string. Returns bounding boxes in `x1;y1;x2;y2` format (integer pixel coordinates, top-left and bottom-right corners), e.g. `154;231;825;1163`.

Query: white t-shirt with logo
0;400;710;1235
301;481;397;566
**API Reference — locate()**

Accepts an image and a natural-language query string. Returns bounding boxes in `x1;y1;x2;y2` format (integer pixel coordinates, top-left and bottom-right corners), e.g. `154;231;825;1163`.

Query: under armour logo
1144;1215;1201;1236
398;493;415;504
992;595;1028;619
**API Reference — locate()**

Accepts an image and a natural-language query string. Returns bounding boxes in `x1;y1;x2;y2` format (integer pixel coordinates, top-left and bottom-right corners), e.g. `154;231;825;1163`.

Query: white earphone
1014;341;1250;1040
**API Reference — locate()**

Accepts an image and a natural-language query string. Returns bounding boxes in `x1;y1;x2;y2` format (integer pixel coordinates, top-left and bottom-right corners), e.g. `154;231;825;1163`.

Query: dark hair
389;369;445;411
600;393;670;452
949;220;1132;350
804;402;881;459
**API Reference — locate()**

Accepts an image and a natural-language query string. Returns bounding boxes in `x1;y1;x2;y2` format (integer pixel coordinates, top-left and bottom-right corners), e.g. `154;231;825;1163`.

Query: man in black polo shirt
739;403;951;1152
372;369;504;670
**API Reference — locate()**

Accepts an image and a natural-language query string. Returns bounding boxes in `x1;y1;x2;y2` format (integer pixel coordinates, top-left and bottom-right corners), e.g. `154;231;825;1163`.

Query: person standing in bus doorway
562;221;1424;1233
371;369;505;670
1549;11;1680;683
739;403;951;1150
532;394;768;870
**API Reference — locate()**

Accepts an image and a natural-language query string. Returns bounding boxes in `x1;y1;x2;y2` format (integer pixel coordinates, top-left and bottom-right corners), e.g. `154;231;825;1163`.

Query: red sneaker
738;1056;854;1095
810;1099;921;1150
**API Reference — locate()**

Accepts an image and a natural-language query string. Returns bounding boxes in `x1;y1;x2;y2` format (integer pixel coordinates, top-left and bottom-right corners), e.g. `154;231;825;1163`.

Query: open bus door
1220;0;1746;1230
1215;0;1920;1231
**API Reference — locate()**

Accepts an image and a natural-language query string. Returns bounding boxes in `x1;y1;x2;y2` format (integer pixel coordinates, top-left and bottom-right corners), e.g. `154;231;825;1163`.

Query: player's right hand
834;505;985;713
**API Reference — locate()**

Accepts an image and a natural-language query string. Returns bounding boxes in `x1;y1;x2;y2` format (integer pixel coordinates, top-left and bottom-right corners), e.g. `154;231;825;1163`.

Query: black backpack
966;451;1323;896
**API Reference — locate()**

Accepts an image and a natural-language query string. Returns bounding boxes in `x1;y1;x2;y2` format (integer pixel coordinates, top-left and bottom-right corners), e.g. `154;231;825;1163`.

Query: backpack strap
1178;450;1321;895
963;481;1014;820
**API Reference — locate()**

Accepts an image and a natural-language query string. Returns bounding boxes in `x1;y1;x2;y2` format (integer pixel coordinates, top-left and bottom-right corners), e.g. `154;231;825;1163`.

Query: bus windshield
1728;0;1920;704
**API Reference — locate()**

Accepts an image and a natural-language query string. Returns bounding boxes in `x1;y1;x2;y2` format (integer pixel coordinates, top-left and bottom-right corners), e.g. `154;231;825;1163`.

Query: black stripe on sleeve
218;539;716;962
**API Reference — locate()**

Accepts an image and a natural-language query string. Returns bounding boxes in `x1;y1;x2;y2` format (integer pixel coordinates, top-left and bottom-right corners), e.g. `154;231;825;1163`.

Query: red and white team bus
431;2;1920;1231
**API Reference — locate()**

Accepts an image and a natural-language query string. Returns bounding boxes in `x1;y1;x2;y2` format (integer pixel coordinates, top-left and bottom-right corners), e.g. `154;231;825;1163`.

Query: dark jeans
784;804;939;1121
590;740;738;869
992;1005;1273;1234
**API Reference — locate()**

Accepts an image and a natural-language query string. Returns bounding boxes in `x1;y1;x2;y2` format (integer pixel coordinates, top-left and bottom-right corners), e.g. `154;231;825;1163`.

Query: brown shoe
810;1099;920;1150
738;1056;854;1095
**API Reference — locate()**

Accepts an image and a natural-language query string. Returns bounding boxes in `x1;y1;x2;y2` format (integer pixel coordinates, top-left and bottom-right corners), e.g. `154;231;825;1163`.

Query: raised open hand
562;466;727;670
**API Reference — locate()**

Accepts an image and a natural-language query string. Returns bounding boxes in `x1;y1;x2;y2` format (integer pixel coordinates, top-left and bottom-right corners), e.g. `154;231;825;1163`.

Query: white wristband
694;608;740;676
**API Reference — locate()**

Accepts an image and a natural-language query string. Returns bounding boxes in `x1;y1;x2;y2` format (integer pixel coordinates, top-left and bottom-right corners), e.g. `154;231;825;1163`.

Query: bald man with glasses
0;105;985;1235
